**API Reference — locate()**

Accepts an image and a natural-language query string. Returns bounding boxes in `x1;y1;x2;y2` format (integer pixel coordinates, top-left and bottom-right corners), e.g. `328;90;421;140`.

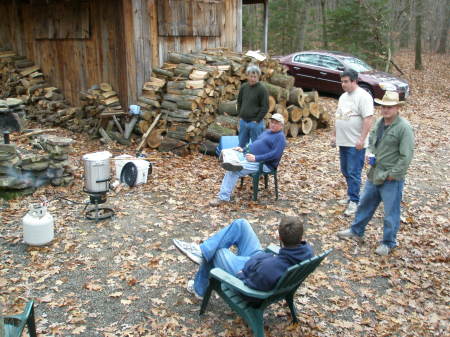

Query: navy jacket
236;242;314;291
249;130;286;170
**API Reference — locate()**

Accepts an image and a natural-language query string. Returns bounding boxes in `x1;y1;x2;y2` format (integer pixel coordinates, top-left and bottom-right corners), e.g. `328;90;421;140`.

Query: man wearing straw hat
337;91;414;256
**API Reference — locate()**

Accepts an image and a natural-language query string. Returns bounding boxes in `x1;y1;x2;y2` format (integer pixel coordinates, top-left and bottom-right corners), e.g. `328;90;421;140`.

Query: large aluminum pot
82;151;112;192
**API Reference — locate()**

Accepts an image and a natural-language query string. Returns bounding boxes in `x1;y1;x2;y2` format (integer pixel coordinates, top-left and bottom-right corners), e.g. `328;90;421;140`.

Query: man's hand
245;153;256;162
232;147;243;152
386;176;395;181
355;138;364;150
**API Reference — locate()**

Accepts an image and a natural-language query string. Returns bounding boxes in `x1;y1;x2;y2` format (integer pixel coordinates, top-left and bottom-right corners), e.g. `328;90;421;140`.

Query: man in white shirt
331;69;374;216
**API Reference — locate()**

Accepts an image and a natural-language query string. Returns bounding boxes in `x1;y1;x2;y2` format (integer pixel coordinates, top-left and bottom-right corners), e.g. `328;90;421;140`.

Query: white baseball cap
269;113;284;125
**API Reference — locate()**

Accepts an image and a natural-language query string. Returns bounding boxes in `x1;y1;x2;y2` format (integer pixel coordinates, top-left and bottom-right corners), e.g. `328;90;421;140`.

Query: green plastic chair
1;300;37;337
240;162;278;201
200;246;332;337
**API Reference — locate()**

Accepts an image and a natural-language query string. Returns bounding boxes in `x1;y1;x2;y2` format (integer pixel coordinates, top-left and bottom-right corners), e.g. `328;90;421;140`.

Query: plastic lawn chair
200;246;332;337
1;300;37;337
240;162;279;201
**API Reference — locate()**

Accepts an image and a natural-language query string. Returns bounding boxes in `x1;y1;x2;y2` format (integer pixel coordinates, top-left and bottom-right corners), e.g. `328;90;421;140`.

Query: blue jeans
351;179;404;248
239;119;264;148
194;219;263;296
339;146;366;203
218;153;270;201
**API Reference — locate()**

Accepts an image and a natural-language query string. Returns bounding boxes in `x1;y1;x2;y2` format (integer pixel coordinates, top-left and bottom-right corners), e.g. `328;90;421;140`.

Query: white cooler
114;155;149;185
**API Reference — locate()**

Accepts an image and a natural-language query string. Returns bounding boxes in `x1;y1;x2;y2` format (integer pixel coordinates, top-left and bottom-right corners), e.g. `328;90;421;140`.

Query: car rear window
342;57;373;72
293;53;321;66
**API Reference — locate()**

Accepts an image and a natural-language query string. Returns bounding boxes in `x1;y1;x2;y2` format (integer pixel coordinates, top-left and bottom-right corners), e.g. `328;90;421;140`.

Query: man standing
337;91;414;256
332;68;374;216
211;114;285;206
237;65;269;148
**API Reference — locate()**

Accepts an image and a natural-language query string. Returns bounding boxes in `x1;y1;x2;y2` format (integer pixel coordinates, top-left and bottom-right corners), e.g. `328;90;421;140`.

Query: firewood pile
0;50;127;144
136;49;330;155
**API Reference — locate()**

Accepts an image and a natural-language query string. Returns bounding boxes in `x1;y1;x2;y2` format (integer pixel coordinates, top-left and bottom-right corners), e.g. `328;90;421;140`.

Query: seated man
173;216;314;299
211;113;286;206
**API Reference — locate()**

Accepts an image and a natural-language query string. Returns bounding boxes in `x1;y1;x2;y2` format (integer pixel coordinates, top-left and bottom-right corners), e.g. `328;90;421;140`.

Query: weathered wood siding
0;0;240;107
154;0;241;65
0;0;129;106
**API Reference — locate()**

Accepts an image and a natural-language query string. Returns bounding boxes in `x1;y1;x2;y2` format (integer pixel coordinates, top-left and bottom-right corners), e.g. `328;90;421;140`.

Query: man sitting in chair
210;113;286;206
173;216;314;299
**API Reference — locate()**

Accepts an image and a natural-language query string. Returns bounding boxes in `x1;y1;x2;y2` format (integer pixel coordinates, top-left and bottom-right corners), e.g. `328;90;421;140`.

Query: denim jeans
194;219;263;296
218;155;270;201
339;146;366;203
239;119;265;148
351;179;404;248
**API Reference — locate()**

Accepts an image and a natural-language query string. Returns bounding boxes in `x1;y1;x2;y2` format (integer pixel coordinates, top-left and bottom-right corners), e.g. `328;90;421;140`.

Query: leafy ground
1;52;449;337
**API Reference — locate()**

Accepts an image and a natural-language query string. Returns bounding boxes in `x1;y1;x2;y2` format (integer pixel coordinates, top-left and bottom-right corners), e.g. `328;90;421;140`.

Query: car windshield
341;57;373;72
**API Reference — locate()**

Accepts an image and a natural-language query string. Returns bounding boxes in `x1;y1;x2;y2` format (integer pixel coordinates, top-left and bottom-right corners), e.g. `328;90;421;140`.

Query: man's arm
355;115;373;150
237;86;244;115
254;136;285;163
387;126;414;180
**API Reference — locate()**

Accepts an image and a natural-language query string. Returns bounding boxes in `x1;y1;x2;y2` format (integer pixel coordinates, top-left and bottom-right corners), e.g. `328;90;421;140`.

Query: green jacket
237;82;269;122
367;116;414;185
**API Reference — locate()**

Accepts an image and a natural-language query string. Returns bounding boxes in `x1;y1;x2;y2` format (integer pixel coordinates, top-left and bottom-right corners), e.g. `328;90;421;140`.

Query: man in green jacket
237;65;269;148
337;91;414;256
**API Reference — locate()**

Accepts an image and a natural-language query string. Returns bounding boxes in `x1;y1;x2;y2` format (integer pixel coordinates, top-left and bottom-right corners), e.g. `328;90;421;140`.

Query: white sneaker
337;198;350;205
186;280;203;299
344;201;358;216
173;239;204;265
375;244;391;256
336;228;364;244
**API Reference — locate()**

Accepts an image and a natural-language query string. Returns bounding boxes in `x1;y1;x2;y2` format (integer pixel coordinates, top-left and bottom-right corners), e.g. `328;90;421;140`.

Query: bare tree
437;0;449;53
320;0;329;48
415;0;423;69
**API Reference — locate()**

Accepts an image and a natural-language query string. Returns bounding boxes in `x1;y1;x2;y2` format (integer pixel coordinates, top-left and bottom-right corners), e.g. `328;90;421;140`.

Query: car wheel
359;83;373;98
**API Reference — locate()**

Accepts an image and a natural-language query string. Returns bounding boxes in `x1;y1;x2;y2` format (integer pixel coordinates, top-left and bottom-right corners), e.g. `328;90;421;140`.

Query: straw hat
374;91;405;106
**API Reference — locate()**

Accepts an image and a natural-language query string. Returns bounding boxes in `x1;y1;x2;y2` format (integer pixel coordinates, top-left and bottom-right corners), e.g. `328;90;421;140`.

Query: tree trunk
261;82;289;102
268;95;276;113
288;122;300;137
288;87;305;107
297;1;309;51
437;0;450;53
147;129;164;149
198;139;219;156
415;0;423;70
268;73;295;90
320;0;329;48
206;123;237;142
215;115;239;131
158;137;189;156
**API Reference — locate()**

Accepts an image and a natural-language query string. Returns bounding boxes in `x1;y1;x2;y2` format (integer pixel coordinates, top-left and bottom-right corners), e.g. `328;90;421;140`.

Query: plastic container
82;151;112;192
114;155;149;185
23;204;54;246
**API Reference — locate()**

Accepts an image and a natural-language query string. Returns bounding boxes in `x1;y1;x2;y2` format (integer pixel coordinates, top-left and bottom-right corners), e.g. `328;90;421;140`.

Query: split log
301;117;313;135
287;105;302;123
136;113;162;151
168;52;201;65
309;102;320;119
302;105;310;118
303;90;319;103
268;73;295;90
138;96;160;108
100;83;112;92
152;67;174;78
218;100;237;116
288;122;300;138
147;129;164;148
268;95;276;113
288;87;305;107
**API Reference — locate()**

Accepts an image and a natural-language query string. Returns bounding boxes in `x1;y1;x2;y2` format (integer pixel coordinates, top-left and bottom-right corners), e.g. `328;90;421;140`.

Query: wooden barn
0;0;269;108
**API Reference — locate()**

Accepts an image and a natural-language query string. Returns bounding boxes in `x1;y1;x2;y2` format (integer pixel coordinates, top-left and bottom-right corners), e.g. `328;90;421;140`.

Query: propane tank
22;203;54;245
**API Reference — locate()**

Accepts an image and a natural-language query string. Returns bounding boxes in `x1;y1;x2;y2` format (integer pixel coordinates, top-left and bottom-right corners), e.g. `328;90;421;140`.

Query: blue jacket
249;130;286;170
237;242;314;291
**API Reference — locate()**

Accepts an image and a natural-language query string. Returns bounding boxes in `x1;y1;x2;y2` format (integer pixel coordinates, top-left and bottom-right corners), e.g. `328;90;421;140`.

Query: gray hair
246;64;261;76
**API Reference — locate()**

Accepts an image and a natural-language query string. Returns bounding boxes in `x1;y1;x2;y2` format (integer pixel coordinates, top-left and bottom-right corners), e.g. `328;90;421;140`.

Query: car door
315;55;345;94
288;53;322;90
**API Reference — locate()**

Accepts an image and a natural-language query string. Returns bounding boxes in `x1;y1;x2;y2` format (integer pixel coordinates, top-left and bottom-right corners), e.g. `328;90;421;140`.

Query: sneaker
209;198;228;207
344;201;358;216
173;239;204;265
336;228;364;244
221;162;243;171
186;280;203;299
375;244;391;256
337;198;350;205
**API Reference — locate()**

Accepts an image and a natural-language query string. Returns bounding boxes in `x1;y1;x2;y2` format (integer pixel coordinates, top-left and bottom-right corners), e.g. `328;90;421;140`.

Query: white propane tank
22;204;54;245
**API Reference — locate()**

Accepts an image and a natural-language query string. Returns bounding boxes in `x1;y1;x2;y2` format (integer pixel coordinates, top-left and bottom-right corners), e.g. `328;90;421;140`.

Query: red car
278;50;409;100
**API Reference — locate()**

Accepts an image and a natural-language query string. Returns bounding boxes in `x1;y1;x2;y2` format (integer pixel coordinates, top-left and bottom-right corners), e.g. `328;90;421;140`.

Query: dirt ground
1;52;449;337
